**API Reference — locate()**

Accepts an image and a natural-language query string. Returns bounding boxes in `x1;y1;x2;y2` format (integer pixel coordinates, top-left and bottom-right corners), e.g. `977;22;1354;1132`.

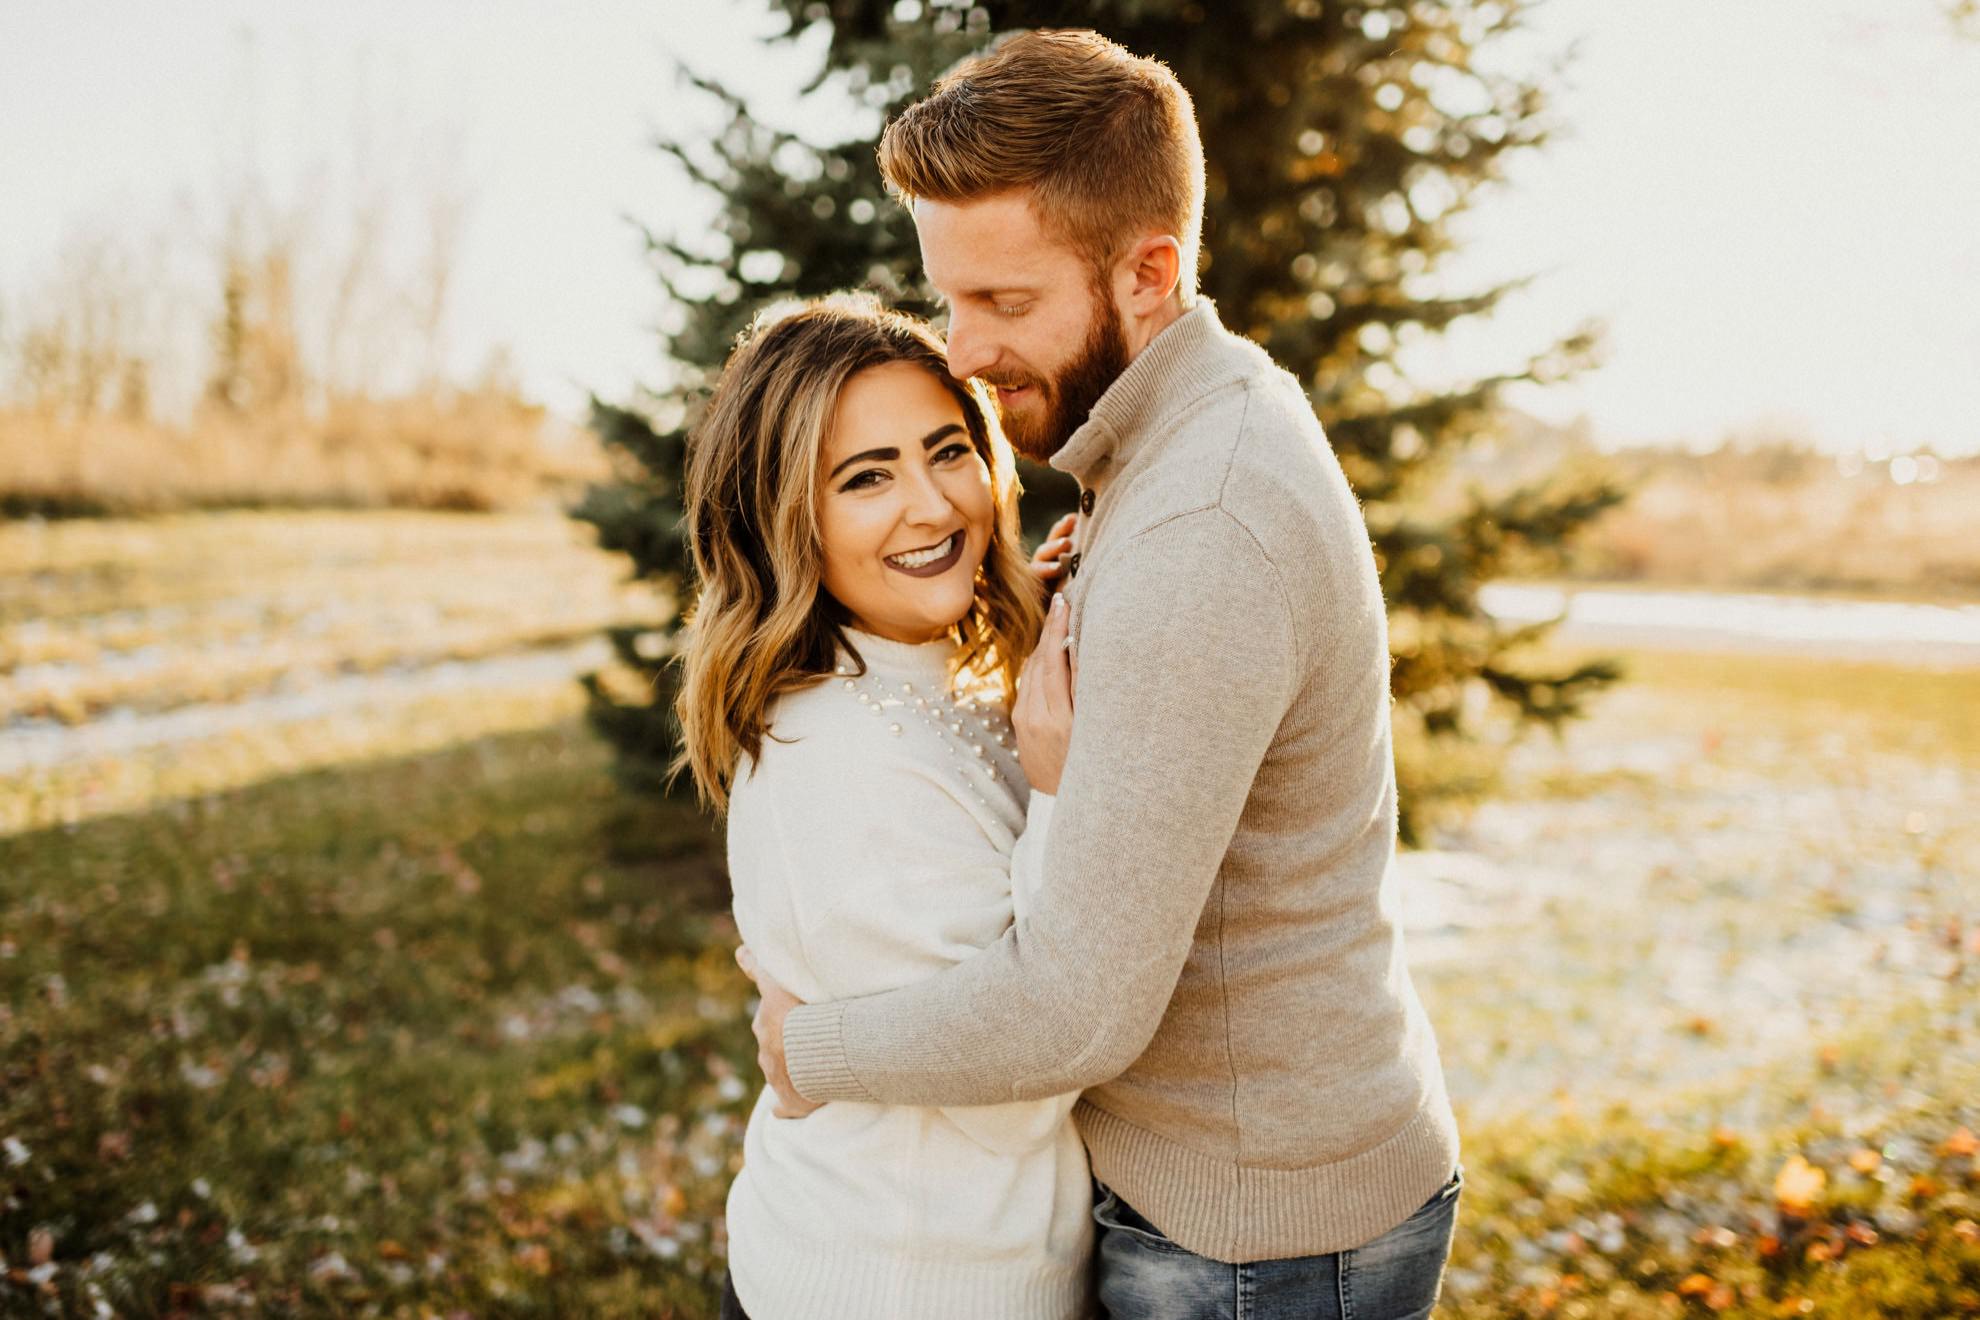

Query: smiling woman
667;294;1093;1318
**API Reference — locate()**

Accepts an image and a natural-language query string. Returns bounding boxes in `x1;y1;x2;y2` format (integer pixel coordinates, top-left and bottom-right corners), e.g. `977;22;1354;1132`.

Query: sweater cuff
785;1001;876;1103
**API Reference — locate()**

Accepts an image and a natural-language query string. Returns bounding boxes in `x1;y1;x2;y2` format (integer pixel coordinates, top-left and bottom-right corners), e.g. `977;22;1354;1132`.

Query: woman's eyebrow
827;424;964;479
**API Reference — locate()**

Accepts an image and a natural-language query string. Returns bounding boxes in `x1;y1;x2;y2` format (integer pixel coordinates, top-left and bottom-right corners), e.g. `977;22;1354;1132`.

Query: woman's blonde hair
674;292;1043;811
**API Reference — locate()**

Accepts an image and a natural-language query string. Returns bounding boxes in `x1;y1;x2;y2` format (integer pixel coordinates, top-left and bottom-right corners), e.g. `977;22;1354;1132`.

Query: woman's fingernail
1051;592;1065;615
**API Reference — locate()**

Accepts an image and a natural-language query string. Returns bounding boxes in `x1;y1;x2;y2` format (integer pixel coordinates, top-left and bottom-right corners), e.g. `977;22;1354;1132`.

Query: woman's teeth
887;534;957;569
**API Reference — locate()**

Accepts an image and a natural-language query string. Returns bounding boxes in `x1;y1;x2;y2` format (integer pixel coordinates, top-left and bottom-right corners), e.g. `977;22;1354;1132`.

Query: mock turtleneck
1049;297;1267;495
838;626;957;692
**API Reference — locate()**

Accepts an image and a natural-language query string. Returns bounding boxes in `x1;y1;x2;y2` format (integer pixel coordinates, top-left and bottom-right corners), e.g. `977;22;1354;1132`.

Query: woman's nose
899;465;954;526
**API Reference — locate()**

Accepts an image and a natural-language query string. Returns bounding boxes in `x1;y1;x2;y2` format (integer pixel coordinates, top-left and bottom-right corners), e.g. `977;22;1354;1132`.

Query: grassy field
4;513;1978;1315
3;724;757;1315
1422;646;1980;1317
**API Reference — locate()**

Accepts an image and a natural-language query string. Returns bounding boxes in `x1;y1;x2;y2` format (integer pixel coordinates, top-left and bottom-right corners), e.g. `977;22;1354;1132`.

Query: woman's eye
932;443;971;464
996;303;1028;317
841;469;887;491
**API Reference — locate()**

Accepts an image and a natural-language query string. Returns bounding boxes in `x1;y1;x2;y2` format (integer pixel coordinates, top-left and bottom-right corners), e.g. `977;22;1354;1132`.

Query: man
737;28;1462;1318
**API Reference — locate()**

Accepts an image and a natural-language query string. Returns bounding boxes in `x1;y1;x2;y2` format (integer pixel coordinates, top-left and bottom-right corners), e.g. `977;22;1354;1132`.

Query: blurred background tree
576;0;1626;838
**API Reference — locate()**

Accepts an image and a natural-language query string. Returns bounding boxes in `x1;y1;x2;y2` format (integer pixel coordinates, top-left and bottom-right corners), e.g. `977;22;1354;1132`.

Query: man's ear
1121;234;1182;314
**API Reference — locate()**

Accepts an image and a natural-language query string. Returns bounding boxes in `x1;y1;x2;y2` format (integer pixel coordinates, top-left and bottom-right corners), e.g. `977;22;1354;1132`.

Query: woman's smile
885;531;965;576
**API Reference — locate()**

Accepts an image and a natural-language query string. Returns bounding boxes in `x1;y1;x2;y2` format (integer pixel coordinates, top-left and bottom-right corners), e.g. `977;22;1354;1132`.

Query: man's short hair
878;29;1206;298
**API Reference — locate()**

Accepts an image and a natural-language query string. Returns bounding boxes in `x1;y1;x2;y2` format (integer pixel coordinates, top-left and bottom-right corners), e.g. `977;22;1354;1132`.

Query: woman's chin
877;595;975;642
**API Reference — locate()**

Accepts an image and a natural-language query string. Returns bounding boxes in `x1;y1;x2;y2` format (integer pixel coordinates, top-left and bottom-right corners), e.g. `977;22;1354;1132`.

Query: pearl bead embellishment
836;661;1017;804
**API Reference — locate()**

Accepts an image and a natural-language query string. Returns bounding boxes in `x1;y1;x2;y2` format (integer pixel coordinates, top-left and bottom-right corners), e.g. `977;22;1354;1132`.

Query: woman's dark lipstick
885;532;966;579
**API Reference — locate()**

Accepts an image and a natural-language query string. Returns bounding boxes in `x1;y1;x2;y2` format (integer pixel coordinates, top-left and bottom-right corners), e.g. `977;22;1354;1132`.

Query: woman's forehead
824;363;963;458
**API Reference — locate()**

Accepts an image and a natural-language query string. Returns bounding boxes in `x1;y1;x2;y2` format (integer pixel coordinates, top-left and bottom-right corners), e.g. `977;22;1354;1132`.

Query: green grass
1518;645;1980;770
1;720;753;1316
1440;1006;1980;1318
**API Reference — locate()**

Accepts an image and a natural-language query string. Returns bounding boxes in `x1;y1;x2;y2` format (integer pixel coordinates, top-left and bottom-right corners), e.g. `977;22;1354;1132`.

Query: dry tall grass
1568;447;1980;599
0;391;606;516
2;74;610;516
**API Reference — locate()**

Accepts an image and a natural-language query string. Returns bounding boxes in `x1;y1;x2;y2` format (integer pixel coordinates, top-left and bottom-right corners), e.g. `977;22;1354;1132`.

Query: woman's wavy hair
674;291;1043;811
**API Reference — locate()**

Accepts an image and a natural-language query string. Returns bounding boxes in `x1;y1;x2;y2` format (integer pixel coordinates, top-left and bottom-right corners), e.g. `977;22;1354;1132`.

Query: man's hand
1028;511;1080;588
735;946;823;1119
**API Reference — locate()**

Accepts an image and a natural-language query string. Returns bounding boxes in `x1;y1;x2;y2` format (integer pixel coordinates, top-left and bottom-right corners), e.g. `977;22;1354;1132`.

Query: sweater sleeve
785;508;1300;1106
934;792;1078;1155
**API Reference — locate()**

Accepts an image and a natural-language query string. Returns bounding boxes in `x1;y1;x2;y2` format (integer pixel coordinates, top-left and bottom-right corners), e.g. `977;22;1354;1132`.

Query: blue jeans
1094;1167;1462;1319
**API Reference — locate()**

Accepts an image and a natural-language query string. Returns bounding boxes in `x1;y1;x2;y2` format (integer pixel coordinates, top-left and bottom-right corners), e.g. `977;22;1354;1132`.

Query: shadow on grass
1;718;755;1317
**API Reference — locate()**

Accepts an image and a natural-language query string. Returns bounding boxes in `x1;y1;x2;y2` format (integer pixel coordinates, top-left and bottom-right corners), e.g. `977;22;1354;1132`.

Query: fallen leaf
1774;1155;1826;1216
1941;1127;1977;1158
1678;1273;1715;1297
27;1228;53;1266
1848;1148;1882;1175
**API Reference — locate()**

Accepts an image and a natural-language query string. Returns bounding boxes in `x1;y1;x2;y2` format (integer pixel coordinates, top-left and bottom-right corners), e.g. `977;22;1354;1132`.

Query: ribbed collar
1048;297;1259;488
839;628;958;690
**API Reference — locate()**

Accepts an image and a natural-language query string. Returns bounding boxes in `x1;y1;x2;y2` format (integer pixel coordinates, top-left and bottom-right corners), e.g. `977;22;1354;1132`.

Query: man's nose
944;307;998;382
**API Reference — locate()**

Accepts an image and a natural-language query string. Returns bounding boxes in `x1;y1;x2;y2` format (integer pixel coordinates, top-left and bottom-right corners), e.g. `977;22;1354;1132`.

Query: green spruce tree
576;0;1624;837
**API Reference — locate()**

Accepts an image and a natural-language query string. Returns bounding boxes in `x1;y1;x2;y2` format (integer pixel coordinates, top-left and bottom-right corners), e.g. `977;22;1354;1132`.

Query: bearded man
736;28;1462;1320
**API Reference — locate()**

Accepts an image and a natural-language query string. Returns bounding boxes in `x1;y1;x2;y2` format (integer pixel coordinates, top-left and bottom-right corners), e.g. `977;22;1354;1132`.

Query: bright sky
3;0;1977;454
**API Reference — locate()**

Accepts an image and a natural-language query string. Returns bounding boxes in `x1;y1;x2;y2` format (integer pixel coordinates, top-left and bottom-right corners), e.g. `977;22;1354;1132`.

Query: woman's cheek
957;465;996;539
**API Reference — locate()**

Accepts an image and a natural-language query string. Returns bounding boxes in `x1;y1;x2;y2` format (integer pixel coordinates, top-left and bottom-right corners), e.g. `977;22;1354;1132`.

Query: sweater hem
1073;1069;1460;1263
728;1233;1092;1320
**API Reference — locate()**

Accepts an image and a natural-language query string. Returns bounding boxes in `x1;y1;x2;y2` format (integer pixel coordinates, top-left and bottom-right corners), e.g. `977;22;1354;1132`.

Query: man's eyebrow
826;423;964;480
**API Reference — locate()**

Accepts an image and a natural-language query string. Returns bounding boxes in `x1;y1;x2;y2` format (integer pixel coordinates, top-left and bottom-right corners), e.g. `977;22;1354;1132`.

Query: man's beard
986;288;1130;463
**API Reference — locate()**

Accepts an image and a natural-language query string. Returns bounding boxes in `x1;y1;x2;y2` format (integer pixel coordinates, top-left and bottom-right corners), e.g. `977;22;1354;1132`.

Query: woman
673;292;1093;1319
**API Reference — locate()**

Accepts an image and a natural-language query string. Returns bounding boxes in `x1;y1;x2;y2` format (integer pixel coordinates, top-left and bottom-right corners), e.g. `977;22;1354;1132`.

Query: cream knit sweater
723;632;1094;1320
785;299;1459;1263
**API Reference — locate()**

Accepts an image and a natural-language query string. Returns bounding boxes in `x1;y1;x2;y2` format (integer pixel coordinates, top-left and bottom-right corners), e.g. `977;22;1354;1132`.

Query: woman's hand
1027;512;1080;588
1014;592;1077;795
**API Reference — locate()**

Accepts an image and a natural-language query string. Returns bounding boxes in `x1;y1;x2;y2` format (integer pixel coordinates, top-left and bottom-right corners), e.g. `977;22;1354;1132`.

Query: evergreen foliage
575;0;1626;837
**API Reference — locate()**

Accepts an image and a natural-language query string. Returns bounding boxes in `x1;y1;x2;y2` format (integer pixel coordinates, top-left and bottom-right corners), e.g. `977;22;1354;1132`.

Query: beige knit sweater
784;298;1458;1263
